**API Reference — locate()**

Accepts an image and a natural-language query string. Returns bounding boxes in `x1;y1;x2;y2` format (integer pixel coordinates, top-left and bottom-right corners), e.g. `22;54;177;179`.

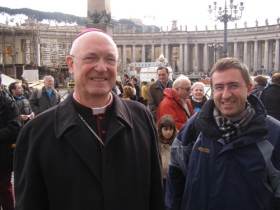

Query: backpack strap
36;88;59;101
36;88;42;99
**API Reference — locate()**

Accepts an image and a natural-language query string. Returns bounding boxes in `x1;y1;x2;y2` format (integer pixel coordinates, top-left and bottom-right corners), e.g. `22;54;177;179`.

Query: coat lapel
54;93;102;183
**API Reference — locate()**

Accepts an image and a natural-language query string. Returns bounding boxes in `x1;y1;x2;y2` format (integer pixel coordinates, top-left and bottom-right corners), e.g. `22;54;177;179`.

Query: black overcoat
14;92;165;210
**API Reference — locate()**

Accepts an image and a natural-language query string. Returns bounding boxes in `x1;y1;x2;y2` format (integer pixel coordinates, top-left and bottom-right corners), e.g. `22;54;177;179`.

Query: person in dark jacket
148;67;173;122
250;75;268;97
166;57;280;210
0;88;21;210
28;75;61;116
8;82;34;126
260;72;280;121
131;77;141;100
14;28;165;210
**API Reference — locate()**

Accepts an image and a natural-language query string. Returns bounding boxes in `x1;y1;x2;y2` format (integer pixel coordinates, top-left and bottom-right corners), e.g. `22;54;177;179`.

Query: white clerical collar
73;92;113;115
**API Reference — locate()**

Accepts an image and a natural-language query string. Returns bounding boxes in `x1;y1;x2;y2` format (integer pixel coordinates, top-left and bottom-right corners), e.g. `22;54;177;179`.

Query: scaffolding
0;21;85;79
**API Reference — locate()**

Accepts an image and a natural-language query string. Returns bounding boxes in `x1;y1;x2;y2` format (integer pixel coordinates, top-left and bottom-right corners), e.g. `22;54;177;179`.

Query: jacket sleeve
148;86;158;121
165;116;198;210
0;102;21;144
14;124;49;209
28;90;39;115
264;116;280;210
157;102;185;130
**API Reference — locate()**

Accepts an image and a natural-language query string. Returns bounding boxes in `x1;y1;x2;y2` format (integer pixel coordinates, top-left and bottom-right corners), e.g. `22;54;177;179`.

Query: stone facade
1;22;280;79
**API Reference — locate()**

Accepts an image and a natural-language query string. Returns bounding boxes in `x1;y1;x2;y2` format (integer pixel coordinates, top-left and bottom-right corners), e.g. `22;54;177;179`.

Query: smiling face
66;32;118;107
191;84;204;100
174;80;192;100
212;68;252;118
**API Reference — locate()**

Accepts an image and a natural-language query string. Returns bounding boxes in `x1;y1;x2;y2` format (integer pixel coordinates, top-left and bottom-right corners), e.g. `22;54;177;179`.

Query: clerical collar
73;92;113;115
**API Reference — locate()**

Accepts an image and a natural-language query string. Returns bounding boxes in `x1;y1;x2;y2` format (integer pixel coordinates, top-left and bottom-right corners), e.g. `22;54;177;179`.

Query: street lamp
208;0;244;57
208;39;223;62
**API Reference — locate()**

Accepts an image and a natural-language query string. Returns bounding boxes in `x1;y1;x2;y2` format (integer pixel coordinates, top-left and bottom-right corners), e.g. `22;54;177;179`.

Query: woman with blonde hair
123;86;134;100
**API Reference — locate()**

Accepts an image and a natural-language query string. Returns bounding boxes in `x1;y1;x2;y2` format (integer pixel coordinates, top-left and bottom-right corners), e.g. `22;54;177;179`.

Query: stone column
268;41;273;71
179;44;183;72
254;41;258;72
203;43;209;73
257;42;262;72
165;44;169;64
195;43;199;72
132;45;136;63
184;44;188;73
87;0;113;36
264;40;269;71
275;39;280;72
161;44;164;56
122;45;127;72
234;42;238;59
243;41;248;66
142;45;145;62
151;44;155;62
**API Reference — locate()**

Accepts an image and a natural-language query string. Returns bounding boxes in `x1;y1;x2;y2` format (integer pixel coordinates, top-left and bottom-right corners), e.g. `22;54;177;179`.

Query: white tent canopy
0;73;16;86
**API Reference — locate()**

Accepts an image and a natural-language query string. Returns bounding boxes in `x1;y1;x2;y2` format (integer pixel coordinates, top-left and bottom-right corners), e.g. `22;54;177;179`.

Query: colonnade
115;25;280;75
117;39;280;75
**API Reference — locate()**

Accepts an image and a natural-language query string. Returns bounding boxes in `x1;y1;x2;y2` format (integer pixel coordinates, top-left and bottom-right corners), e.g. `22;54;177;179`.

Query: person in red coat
157;75;195;131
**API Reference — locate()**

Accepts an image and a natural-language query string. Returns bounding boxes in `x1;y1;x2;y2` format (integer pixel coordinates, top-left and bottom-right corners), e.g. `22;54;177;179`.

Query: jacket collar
195;95;268;142
54;91;133;139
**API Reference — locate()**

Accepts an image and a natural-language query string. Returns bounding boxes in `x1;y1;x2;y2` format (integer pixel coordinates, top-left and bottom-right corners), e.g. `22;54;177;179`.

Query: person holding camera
8;82;34;126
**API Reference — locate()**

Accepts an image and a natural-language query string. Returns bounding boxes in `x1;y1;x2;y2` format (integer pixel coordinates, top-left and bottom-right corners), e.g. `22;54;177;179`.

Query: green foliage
118;19;135;29
0;7;87;25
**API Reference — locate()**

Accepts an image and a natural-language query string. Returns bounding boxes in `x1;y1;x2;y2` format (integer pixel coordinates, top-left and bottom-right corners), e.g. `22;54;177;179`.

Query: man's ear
66;56;74;74
247;83;253;95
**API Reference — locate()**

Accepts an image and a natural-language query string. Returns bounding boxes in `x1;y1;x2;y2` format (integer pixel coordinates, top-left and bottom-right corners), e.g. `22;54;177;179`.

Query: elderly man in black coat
14;28;165;210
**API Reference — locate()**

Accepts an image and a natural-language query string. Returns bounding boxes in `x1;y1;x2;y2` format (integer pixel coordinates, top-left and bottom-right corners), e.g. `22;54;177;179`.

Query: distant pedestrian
250;75;268;97
28;75;61;115
189;81;208;113
157;115;177;194
260;72;280;121
148;67;173;122
9;82;34;126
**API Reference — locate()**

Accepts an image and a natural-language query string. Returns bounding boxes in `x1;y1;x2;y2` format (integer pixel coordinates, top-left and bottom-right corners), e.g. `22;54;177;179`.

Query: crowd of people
0;28;279;210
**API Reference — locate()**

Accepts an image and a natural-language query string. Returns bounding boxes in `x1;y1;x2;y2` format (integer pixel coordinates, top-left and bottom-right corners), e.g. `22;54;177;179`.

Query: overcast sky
0;0;279;30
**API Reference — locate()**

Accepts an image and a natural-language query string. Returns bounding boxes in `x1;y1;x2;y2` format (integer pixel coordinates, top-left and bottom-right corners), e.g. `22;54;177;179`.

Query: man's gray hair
172;75;191;89
43;75;54;82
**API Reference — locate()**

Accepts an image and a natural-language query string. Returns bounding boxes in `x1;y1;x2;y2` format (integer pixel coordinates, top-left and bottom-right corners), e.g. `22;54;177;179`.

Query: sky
0;0;279;31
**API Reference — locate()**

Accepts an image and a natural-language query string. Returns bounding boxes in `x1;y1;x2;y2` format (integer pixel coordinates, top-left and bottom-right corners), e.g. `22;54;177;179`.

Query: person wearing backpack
165;58;280;210
29;75;61;116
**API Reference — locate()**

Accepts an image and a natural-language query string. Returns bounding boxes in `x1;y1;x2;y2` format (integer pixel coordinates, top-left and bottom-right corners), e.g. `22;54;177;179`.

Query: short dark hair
271;73;280;85
132;77;137;82
157;66;169;74
124;74;129;79
8;82;19;94
210;57;251;87
254;75;268;86
157;115;177;145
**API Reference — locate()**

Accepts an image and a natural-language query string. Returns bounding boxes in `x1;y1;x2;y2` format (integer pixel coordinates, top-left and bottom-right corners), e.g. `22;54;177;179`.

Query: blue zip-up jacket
166;95;280;210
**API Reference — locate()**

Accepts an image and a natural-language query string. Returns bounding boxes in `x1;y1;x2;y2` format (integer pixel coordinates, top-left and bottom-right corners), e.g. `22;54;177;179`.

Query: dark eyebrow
214;82;240;86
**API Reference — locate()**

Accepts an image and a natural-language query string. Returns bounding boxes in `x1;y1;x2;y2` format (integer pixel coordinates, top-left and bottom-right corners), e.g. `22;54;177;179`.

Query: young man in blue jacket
166;57;280;210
